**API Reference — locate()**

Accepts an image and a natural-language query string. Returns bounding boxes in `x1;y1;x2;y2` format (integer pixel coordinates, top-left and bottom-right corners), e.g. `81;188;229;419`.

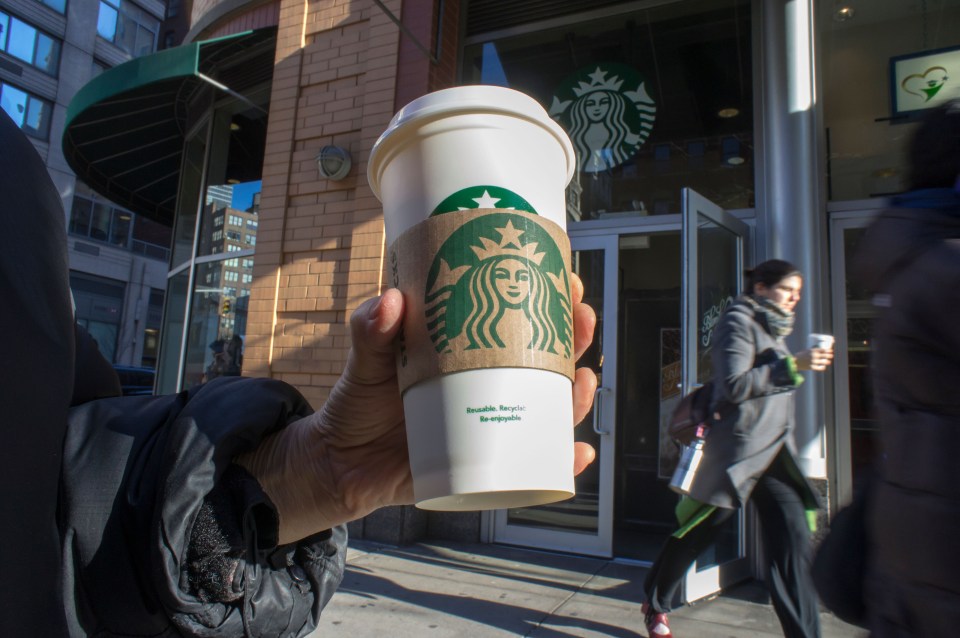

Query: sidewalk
315;540;868;637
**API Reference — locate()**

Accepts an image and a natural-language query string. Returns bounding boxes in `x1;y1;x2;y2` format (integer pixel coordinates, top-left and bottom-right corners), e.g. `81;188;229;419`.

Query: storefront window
462;0;753;220
159;86;268;392
821;0;960;200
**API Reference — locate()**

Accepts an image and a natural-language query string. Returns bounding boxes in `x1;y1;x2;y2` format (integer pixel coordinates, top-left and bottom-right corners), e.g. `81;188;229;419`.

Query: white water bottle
670;437;705;495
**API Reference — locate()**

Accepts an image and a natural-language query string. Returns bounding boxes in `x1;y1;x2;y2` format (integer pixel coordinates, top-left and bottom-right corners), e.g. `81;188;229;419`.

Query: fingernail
370;295;384;319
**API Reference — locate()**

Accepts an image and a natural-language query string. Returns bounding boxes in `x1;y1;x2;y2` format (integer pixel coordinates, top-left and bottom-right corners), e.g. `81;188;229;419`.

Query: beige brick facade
244;0;403;408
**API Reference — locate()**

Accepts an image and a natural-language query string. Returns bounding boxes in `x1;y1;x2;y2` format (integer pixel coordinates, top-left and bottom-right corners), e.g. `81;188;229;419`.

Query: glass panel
820;0;960;201
1;83;28;127
184;261;244;387
171;124;207;267
504;247;605;534
614;232;684;561
39;0;67;13
695;215;738;386
694;212;741;568
116;13;136;55
97;2;117;42
0;14;9;49
35;33;59;75
24;94;50;138
69;197;93;236
7;18;36;63
89;201;112;241
136;23;155;56
462;0;753;220
110;209;131;246
843;227;878;491
156;270;188;394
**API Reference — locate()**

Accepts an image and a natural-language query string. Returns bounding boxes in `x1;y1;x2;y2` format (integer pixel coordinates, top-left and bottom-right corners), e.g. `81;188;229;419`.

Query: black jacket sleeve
60;376;347;637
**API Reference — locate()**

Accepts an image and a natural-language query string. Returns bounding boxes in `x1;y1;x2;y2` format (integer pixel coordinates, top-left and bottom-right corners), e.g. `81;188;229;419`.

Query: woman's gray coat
687;297;820;511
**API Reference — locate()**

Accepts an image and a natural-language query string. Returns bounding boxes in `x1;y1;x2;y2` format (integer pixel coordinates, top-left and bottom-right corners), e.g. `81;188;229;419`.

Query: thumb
345;288;404;382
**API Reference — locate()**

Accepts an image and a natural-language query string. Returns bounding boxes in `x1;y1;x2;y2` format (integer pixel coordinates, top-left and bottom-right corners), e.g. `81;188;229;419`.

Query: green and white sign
549;63;656;173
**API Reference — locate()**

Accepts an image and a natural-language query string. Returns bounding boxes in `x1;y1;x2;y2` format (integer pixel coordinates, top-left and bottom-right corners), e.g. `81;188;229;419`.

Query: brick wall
245;0;404;408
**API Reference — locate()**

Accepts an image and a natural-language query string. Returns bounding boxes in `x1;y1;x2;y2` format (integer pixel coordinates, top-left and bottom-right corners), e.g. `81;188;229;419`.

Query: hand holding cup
796;333;835;372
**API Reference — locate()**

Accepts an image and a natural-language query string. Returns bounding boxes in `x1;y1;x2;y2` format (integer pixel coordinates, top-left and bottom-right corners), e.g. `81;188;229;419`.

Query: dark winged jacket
853;188;960;636
0;109;346;636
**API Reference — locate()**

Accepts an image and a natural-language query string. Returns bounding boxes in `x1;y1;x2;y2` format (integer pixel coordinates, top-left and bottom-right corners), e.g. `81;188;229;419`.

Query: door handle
592;386;610;435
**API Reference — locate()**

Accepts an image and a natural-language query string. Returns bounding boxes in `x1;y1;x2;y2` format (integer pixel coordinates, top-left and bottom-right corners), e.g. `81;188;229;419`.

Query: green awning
63;28;275;225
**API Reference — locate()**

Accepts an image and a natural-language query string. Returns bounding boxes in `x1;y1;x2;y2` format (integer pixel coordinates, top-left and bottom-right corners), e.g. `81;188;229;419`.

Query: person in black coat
852;100;960;637
0;109;600;635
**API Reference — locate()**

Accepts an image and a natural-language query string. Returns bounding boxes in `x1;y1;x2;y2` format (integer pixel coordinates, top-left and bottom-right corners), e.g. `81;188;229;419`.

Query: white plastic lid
367;85;576;199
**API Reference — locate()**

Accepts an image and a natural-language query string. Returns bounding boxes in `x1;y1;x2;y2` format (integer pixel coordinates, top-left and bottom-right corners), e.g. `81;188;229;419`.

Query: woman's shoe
642;602;673;638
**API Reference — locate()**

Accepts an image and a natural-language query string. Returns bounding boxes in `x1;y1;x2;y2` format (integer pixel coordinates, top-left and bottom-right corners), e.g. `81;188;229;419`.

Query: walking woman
643;259;834;638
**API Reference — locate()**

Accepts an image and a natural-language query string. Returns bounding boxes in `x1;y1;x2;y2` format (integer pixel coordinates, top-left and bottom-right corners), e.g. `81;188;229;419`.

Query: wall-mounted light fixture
316;145;352;180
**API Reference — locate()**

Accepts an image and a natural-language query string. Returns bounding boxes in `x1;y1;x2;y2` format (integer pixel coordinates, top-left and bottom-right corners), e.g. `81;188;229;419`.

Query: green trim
785;355;805;387
806;509;818;534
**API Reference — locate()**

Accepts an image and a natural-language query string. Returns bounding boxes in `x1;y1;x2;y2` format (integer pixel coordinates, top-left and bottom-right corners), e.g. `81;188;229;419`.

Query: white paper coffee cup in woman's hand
808;333;835;350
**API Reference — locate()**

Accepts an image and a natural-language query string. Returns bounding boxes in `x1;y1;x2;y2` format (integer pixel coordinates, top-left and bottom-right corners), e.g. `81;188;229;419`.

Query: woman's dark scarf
744;294;795;338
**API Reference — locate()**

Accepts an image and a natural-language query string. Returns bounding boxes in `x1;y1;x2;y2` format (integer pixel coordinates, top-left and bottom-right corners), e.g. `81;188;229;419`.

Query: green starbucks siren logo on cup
431;186;538;216
425;212;572;358
549;63;656;173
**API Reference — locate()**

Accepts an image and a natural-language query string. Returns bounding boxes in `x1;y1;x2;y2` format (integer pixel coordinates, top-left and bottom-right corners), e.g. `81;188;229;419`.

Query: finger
345;289;405;384
573;301;597;362
573;441;596;476
572;366;598;425
570;271;584;306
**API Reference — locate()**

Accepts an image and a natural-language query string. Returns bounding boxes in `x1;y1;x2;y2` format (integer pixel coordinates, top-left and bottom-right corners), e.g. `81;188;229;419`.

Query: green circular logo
549;63;656;173
431;186;537;216
425;212;571;357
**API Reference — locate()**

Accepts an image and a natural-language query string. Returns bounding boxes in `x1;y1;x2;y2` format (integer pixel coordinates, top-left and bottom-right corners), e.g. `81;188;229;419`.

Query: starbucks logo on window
549;63;656;173
425;212;572;358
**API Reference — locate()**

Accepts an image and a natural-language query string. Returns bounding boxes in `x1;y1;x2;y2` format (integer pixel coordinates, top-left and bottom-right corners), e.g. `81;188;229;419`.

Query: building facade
1;0;172;369
59;0;960;604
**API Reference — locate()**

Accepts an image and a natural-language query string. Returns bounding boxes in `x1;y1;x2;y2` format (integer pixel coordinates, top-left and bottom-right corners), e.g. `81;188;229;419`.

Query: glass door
492;235;618;557
681;188;751;602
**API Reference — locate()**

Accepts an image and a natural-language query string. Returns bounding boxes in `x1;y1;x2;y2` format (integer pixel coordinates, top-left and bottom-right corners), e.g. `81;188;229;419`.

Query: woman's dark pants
643;457;821;638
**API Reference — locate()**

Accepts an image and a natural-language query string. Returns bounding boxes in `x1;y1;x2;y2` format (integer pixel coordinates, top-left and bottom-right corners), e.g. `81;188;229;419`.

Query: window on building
70;273;125;363
69;191;171;258
97;0;158;57
462;0;753;219
0;81;52;138
0;12;61;75
34;0;66;14
69;195;132;247
820;0;960;200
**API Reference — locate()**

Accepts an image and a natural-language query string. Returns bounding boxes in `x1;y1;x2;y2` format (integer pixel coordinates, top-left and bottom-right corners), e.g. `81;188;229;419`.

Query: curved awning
62;28;276;225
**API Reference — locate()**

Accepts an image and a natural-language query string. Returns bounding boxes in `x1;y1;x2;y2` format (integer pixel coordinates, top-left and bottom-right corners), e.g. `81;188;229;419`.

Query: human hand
795;347;834;372
237;275;598;544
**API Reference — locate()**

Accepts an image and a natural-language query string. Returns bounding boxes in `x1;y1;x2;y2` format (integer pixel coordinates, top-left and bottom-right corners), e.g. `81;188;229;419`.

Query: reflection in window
0;11;62;75
69;192;171;259
821;0;960;200
34;0;66;14
0;81;52;138
97;0;158;57
462;0;753;220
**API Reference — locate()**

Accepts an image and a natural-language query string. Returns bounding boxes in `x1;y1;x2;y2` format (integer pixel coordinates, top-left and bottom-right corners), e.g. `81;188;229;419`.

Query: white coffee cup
368;86;578;511
808;333;835;350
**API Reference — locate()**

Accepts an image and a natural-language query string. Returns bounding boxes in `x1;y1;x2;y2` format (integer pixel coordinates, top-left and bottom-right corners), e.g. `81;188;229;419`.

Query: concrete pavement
315;540;868;637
